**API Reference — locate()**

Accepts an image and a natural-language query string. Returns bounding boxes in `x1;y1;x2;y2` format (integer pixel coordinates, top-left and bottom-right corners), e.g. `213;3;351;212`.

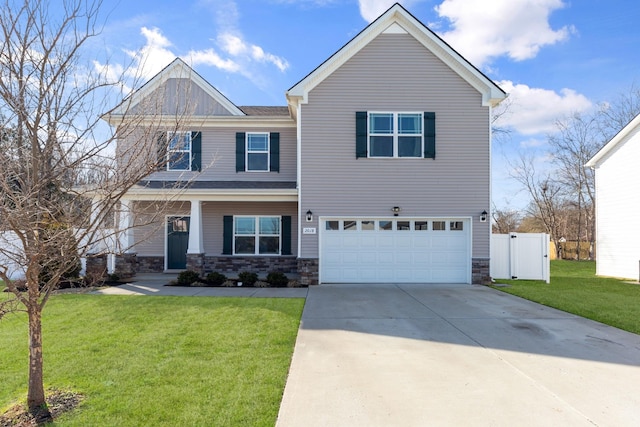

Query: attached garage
319;217;471;284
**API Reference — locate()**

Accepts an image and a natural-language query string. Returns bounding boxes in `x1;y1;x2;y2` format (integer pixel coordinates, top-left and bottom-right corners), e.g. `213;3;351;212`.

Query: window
234;216;280;255
450;221;464;231
343;220;357;231
361;220;375;230
325;220;339;231
369;112;422;158
379;220;393;230
167;132;192;171
433;221;446;231
246;133;269;171
397;221;411;230
415;221;428;230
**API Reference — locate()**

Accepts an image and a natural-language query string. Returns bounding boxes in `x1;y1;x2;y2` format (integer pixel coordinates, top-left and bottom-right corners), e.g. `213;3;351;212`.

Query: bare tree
548;113;600;259
491;203;521;234
0;0;188;420
509;154;566;258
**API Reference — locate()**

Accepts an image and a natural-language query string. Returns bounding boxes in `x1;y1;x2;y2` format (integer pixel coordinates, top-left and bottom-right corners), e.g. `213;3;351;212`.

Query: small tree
0;0;188;420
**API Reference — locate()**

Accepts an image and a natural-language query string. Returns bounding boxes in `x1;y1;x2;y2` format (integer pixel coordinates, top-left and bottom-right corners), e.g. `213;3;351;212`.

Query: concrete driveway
276;283;640;427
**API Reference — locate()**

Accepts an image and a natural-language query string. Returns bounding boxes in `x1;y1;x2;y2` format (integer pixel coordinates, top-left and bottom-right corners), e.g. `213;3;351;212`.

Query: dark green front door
167;216;190;269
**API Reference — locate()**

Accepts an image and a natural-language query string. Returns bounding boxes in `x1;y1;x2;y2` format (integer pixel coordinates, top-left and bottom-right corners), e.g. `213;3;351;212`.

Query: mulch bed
0;389;83;426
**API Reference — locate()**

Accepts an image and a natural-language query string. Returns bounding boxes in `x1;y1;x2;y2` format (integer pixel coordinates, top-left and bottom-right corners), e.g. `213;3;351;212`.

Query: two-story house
102;3;506;285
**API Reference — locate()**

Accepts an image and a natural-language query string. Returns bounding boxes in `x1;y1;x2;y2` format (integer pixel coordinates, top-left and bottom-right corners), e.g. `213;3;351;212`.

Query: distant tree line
497;85;640;260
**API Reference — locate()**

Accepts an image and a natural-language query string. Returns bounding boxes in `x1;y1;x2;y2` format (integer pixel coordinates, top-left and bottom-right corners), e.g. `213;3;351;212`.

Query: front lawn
493;260;640;334
0;295;304;426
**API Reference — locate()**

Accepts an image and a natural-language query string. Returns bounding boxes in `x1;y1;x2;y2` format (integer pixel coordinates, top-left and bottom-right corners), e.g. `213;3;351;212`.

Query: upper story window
167;132;192;171
235;132;280;173
246;133;269;171
369;112;422;158
356;111;435;159
157;131;201;172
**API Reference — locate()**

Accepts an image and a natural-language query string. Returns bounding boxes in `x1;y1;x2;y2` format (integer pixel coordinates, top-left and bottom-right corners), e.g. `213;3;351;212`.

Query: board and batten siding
131;201;298;257
299;33;491;259
593;125;640;279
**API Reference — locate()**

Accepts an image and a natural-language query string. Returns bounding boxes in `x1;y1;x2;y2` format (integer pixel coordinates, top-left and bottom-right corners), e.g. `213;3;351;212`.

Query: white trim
232;215;282;256
166;131;192;171
586;113;640;168
245;132;271;172
368;111;423;158
286;4;506;109
296;102;303;258
121;189;297;202
165;214;190;271
109;58;244;118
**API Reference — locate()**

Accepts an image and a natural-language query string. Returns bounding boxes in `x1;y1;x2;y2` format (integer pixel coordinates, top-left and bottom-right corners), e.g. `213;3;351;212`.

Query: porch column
187;199;204;254
118;199;135;253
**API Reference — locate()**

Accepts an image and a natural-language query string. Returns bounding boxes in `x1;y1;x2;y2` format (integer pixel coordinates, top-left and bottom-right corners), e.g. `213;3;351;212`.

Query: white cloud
188;49;240;73
218;32;290;72
435;0;573;67
357;0;420;22
495;81;593;135
124;27;177;80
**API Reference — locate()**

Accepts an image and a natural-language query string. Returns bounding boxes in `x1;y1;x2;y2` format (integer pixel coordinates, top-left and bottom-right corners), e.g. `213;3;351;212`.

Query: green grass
493;260;640;334
0;295;304;426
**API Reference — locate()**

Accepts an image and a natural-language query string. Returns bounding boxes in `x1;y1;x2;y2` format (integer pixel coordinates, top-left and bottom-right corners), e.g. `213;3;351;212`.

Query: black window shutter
281;216;291;255
424;112;436;159
270;132;280;172
355;111;368;158
223;216;233;254
235;132;246;172
191;131;201;171
156;131;167;171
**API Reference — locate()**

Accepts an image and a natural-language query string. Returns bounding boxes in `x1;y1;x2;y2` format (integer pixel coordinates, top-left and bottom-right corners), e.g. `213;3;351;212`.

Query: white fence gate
491;233;550;283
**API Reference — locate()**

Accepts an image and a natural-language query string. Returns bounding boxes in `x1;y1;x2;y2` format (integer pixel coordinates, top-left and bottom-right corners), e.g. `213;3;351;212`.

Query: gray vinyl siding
299;33;491;258
132;201;297;257
202;202;298;256
133;201;190;256
120;126;296;182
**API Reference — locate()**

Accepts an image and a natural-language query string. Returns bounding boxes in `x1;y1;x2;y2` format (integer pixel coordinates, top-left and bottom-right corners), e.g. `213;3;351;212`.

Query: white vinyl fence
491;233;550;283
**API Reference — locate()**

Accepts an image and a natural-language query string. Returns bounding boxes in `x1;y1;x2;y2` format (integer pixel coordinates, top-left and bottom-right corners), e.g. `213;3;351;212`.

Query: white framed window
167;132;192;171
246;133;270;171
369;112;423;158
234;216;280;255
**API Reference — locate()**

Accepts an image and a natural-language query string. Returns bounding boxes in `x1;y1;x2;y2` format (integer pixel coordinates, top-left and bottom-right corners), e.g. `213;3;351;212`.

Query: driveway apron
276;283;640;427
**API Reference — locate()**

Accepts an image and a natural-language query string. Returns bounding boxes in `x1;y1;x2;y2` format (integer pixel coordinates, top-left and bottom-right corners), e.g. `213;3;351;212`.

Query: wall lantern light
392;206;401;217
306;210;313;222
480;210;488;222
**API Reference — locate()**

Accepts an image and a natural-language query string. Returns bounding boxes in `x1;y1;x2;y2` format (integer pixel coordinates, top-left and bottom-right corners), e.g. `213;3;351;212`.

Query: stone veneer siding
114;253;137;279
297;258;319;286
85;254;107;282
472;258;491;285
202;256;298;276
136;256;165;273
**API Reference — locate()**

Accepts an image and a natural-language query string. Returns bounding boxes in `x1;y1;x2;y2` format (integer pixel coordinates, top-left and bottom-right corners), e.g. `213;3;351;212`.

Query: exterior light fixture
392;206;401;217
306;210;313;222
480;210;488;222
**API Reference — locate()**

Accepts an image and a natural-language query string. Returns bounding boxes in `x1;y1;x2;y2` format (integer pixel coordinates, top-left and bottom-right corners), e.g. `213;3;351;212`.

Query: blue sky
93;0;640;210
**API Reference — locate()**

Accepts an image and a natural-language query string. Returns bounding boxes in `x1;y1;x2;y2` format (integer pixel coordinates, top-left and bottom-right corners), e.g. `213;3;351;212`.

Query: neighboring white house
586;113;640;280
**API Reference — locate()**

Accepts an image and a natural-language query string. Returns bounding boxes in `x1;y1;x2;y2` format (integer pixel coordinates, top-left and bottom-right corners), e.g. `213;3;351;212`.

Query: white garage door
320;218;471;284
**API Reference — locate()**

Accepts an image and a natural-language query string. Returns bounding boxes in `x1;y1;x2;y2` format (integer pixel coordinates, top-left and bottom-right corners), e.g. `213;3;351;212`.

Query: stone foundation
203;255;298;276
85;254;107;282
186;253;205;273
114;253;137;279
297;258;319;286
136;256;165;273
472;258;491;285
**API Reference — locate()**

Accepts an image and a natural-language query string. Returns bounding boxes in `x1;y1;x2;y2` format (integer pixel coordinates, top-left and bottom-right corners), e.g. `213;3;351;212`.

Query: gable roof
106;58;245;121
586;112;640;168
286;3;506;112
